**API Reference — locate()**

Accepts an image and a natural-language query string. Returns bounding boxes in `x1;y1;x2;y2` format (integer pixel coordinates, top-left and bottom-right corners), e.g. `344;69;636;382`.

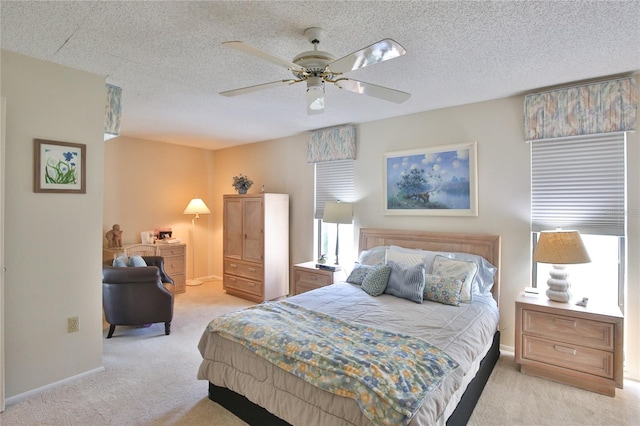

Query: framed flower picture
383;141;478;216
34;139;86;193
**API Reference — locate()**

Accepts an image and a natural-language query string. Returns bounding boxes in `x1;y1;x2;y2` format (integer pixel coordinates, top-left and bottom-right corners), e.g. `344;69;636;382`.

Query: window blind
531;133;626;236
315;160;355;219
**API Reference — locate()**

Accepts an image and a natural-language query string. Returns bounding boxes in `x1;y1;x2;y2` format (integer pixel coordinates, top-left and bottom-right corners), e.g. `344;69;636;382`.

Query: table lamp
533;230;591;302
322;201;353;268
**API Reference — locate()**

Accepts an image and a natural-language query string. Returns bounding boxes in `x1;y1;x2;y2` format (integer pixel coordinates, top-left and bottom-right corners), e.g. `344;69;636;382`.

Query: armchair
102;256;174;338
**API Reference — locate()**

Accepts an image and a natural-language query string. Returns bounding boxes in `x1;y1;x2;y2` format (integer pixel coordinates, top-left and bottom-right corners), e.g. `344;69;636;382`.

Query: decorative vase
237;188;247;194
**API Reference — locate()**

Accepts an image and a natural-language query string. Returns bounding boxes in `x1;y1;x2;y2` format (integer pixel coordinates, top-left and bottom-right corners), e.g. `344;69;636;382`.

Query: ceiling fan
220;27;411;115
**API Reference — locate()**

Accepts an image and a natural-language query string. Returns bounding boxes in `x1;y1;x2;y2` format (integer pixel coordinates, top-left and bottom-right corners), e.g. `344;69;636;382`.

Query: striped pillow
384;261;426;303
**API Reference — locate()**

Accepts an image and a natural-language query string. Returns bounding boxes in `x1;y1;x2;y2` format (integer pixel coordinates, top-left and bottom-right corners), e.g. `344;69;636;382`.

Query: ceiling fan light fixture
307;77;325;114
308;91;324;111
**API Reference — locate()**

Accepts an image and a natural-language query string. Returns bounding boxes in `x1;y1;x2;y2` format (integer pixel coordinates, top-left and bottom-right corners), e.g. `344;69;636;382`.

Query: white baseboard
5;366;105;406
199;275;222;282
500;344;515;355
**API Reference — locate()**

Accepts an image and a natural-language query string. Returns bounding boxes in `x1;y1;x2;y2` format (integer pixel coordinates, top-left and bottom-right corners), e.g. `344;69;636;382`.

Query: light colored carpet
1;280;638;425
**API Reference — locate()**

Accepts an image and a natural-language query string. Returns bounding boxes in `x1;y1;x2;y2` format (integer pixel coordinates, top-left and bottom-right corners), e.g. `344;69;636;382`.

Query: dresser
293;261;347;295
155;243;186;294
515;293;623;396
223;193;289;302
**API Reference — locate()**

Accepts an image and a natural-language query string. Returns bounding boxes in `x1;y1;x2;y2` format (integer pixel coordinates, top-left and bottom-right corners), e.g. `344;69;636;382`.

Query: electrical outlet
68;316;79;333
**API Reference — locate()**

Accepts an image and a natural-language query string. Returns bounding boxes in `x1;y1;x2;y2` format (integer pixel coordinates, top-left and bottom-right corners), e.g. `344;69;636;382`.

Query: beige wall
1;50;105;397
3;48;637;401
103;136;215;280
211;78;640;380
211;134;316;276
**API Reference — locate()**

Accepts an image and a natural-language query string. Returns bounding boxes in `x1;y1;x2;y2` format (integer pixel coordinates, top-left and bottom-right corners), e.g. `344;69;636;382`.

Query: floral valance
524;77;637;141
104;84;122;141
307;125;356;163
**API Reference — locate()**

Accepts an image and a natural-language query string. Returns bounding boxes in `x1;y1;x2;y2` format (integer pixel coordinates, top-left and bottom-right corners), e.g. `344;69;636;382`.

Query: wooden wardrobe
222;193;289;302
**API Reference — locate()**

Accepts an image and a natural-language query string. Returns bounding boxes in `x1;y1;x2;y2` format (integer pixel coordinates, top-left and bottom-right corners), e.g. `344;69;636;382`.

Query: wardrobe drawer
224;274;263;297
522;310;614;351
224;260;263;281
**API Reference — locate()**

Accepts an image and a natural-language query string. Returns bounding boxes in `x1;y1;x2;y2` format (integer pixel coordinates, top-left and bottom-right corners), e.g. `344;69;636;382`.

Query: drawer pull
553;317;577;328
248;268;256;272
229;277;237;282
310;275;317;280
554;344;577;356
229;263;237;269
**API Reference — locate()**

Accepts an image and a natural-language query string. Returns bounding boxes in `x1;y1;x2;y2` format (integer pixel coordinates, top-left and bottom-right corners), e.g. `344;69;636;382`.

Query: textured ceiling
1;1;639;150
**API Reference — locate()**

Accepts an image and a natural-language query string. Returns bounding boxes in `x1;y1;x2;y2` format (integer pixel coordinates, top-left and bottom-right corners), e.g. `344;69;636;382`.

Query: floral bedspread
207;301;459;426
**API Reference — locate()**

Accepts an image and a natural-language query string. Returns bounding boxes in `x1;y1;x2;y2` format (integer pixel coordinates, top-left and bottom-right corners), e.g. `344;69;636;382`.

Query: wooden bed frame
208;228;502;425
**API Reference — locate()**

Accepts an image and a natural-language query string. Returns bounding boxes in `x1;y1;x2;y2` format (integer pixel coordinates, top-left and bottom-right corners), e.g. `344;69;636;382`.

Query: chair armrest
143;256;175;285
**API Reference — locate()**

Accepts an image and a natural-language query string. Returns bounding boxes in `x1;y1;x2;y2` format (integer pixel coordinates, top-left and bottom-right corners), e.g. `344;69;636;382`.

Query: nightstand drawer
523;310;614;351
224;274;263;297
522;335;614;379
163;257;185;275
295;270;332;287
158;245;186;257
224;261;263;281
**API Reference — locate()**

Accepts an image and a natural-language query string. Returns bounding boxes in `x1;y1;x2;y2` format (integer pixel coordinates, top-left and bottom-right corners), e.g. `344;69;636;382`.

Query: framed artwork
383;141;478;216
34;139;86;193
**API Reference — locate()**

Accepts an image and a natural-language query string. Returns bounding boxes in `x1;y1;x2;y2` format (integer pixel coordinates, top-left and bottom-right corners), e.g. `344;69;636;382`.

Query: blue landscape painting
386;148;471;210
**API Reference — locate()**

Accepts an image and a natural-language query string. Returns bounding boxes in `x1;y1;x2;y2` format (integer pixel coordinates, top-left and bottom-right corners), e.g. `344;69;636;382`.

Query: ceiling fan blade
334;79;411;104
328;39;407;74
222;41;305;73
220;79;299;97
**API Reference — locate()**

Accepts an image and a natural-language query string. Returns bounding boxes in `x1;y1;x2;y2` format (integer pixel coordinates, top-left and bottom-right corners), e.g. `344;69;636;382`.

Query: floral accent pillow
361;264;391;297
346;263;375;285
424;274;464;306
431;255;478;303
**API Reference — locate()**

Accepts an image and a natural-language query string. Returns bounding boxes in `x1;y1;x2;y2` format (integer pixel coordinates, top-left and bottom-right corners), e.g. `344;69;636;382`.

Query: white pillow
358;246;388;266
432;255;478;303
385;249;426;266
390;245;440;272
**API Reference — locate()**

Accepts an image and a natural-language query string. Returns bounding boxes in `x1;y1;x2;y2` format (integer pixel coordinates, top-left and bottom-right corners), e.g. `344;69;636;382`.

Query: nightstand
156;243;186;294
292;261;347;295
515;292;624;396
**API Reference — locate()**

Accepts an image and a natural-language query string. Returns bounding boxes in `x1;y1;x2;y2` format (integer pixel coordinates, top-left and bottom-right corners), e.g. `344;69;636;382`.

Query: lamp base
546;264;571;303
186;279;203;286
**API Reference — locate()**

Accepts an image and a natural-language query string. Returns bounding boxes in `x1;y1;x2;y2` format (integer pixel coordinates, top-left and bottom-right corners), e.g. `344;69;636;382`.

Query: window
531;133;626;311
315;160;355;264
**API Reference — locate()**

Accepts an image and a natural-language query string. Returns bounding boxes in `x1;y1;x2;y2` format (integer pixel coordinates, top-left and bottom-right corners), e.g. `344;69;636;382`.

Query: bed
198;228;501;425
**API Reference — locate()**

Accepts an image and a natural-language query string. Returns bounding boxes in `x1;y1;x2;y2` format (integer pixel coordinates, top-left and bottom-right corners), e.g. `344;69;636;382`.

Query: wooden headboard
359;228;501;305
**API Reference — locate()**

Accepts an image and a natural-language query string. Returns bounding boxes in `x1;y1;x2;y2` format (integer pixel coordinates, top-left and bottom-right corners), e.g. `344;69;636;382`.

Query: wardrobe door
242;197;263;263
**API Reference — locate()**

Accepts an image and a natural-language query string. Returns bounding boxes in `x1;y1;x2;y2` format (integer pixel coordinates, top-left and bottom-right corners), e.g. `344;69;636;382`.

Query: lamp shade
533;230;591;265
322;201;353;224
183;197;211;216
